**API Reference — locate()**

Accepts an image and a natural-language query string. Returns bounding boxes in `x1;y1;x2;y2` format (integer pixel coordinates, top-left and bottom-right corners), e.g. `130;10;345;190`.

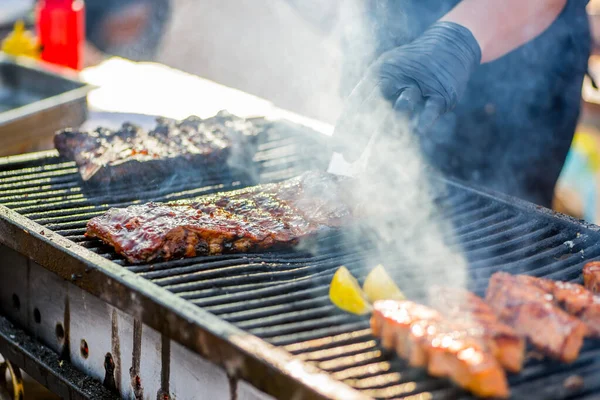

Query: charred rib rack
86;171;355;263
54;110;263;184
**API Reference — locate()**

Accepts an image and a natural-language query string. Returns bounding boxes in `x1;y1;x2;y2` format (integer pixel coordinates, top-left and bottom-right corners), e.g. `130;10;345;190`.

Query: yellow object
0;360;25;400
1;20;41;59
572;131;600;172
363;264;405;302
329;266;372;315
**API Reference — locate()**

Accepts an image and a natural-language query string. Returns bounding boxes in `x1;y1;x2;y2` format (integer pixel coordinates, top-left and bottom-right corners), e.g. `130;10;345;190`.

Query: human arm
332;0;570;161
442;0;567;63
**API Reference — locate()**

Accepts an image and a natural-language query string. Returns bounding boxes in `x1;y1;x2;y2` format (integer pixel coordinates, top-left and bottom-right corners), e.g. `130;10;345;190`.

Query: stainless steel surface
0;245;274;400
0;55;92;156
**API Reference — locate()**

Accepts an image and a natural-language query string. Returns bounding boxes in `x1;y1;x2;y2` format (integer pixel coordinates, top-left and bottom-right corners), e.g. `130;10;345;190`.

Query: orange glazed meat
371;300;509;399
371;300;443;365
429;287;525;373
583;261;600;294
86;172;355;263
485;272;587;363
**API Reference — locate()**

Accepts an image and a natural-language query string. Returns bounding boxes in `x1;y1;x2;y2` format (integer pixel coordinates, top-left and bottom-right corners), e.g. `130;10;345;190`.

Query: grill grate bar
203;286;329;316
340;372;402;390
285;329;373;354
0;165;77;181
268;320;371;346
460;218;540;249
453;209;515;236
295;340;379;362
329;361;409;382
235;304;335;330
453;214;523;241
0;181;81;199
169;255;363;298
357;380;453;399
10;181;241;215
249;314;367;339
218;295;331;324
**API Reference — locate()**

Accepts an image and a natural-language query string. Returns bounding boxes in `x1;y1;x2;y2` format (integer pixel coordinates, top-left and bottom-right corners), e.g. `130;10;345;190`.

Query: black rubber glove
332;21;482;162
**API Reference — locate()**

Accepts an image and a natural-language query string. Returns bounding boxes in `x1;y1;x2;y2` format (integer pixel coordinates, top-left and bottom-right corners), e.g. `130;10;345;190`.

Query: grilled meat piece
583;261;600;294
513;274;600;337
485;272;587;363
371;300;443;361
372;300;509;399
429;287;525;373
86;172;355;263
55;110;262;184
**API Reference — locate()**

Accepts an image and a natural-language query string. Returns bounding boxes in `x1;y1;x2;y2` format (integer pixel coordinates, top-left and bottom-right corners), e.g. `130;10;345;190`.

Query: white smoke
323;4;468;295
102;0;471;292
347;110;468;297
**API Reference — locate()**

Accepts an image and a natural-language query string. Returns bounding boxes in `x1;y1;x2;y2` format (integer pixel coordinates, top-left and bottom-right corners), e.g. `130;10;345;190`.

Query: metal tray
0;55;93;156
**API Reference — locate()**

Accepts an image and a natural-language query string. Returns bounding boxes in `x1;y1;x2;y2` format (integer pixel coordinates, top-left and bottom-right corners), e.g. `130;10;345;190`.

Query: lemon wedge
329;266;372;315
363;264;405;302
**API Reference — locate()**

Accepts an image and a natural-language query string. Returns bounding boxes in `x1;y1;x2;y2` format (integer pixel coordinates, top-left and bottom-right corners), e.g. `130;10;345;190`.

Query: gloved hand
332;21;482;162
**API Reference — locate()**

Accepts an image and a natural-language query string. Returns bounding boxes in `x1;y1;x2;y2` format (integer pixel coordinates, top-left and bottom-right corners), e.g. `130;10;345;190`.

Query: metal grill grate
1;122;600;399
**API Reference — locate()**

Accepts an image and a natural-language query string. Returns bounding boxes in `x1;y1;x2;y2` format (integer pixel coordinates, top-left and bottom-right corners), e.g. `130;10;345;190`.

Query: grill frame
0;315;117;400
0;148;370;400
2;132;600;399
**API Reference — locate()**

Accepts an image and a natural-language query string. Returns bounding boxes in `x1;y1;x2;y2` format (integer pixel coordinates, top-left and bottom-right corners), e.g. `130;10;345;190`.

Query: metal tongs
326;129;384;178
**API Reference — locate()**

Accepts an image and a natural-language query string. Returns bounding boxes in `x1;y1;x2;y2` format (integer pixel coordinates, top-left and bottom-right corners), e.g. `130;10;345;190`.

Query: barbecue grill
0;119;600;400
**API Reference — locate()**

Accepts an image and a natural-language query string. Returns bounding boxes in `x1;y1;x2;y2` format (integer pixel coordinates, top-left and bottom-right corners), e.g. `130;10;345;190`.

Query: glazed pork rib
55;110;262;184
86;172;355;264
371;300;509;399
429;287;525;373
511;274;600;337
485;272;587;363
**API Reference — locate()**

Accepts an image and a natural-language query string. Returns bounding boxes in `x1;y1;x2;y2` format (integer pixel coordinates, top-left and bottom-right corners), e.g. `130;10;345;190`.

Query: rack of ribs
86;171;356;263
485;272;587;363
428;287;525;373
372;300;509;399
55;110;262;184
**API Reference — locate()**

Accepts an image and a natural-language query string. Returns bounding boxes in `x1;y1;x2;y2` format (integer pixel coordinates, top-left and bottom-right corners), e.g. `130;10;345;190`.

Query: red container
36;0;85;71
